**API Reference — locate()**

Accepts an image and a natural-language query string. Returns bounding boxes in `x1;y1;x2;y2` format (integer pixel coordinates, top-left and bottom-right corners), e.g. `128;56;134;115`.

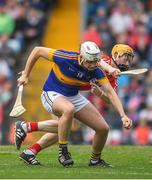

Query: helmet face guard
84;53;101;62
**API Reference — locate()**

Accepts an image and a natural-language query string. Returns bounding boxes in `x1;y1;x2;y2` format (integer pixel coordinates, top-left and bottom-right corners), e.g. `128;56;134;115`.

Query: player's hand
108;67;121;77
90;81;103;97
121;115;132;129
17;71;28;86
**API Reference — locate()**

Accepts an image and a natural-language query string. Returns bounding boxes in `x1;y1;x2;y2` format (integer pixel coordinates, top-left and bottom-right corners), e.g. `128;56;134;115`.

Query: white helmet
80;41;101;62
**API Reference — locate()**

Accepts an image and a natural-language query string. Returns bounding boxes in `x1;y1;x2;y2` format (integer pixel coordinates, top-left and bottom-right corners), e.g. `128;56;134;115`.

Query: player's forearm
107;88;126;118
24;47;41;77
90;81;110;104
98;59;113;73
100;93;110;104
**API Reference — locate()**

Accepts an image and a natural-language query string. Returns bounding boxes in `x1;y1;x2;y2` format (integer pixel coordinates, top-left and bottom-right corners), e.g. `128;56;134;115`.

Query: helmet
112;44;134;58
80;41;101;62
111;44;134;71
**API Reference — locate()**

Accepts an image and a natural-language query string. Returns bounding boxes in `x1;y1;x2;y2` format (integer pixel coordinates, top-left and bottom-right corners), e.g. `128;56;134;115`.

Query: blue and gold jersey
43;49;109;96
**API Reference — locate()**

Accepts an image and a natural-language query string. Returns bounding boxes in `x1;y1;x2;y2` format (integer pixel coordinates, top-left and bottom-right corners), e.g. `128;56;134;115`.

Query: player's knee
104;124;110;132
64;104;75;118
98;123;109;134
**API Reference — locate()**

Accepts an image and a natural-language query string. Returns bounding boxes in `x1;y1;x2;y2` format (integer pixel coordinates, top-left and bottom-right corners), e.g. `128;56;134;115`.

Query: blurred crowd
75;0;152;146
0;0;152;146
0;0;56;144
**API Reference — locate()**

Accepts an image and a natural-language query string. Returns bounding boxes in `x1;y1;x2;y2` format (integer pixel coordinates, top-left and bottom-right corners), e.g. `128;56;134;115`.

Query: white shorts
41;91;89;113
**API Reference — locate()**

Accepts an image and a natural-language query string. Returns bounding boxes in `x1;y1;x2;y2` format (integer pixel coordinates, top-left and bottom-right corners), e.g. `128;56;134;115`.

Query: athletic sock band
26;122;38;132
91;152;101;160
28;143;42;155
59;141;68;145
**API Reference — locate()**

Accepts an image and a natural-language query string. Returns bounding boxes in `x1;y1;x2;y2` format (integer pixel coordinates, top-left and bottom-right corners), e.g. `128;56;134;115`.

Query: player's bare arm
17;47;53;86
98;60;121;77
100;82;132;129
90;81;110;104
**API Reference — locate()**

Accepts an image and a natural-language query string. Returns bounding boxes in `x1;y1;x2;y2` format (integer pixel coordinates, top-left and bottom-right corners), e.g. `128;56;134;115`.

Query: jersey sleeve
48;49;57;62
107;75;118;90
101;54;112;63
49;49;78;64
94;68;109;84
101;54;117;89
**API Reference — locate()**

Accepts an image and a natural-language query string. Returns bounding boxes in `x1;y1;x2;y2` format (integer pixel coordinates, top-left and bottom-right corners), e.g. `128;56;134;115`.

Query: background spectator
0;0;56;144
0;0;151;146
80;0;152;146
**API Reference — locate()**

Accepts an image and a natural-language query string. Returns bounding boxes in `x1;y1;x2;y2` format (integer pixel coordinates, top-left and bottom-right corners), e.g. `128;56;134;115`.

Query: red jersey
80;54;118;91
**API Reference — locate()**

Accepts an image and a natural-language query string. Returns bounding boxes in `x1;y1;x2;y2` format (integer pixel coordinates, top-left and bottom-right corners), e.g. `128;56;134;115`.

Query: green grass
0;145;152;179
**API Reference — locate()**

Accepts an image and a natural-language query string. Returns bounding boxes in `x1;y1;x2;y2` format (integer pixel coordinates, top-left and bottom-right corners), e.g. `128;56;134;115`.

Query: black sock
59;143;68;155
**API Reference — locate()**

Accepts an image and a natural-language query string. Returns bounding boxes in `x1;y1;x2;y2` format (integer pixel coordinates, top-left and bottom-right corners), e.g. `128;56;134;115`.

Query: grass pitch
0;145;152;179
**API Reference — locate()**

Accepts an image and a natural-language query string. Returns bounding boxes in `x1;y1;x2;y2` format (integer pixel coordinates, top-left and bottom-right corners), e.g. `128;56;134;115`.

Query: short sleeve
94;68;109;84
54;50;78;62
48;49;57;62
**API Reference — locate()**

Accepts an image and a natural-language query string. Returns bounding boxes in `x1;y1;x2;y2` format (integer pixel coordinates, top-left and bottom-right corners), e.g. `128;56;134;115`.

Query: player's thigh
52;96;75;116
51;113;59;120
74;102;109;131
41;91;74;116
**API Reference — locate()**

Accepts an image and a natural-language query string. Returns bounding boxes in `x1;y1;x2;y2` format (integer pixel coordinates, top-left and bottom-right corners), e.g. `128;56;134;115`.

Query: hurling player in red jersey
81;44;134;91
15;44;134;166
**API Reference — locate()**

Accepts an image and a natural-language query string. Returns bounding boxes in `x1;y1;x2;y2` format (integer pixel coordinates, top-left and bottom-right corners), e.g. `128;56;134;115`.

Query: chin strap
78;55;87;65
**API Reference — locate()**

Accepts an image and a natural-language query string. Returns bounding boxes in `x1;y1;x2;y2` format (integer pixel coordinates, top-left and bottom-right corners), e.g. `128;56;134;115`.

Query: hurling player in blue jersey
17;41;132;167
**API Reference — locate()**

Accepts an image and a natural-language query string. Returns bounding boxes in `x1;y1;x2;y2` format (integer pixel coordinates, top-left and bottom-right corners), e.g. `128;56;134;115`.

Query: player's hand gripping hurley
9;85;26;117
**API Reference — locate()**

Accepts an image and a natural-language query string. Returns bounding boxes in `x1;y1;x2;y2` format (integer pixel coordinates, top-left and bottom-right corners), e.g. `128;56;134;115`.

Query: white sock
21;121;32;133
24;149;34;155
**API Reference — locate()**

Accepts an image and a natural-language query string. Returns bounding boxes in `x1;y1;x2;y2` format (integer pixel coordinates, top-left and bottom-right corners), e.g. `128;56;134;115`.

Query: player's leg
19;118;81;166
19;119;81;166
37;132;58;149
19;133;58;165
42;91;75;167
15;120;58;150
74;102;113;167
52;97;75;167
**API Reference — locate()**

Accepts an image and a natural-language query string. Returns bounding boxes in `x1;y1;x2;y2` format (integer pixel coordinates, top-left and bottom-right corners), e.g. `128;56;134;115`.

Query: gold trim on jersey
55;51;78;60
48;49;56;61
98;77;109;84
48;49;78;61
